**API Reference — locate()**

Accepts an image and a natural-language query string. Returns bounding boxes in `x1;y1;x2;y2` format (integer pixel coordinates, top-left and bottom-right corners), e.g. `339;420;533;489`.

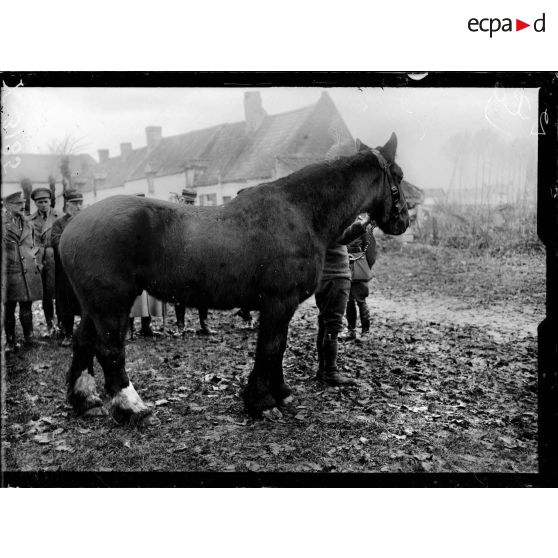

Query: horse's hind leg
93;312;152;425
67;314;105;416
243;296;297;417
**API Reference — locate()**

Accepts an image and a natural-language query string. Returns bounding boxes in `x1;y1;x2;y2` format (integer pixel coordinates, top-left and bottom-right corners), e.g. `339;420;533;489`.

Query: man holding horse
315;213;372;386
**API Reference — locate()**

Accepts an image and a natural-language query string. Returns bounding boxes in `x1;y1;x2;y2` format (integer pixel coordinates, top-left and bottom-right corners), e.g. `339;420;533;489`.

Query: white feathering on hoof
74;371;99;399
111;382;148;413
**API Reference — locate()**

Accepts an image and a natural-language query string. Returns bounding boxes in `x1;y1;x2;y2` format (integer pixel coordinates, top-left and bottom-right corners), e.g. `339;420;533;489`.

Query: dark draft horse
60;134;409;424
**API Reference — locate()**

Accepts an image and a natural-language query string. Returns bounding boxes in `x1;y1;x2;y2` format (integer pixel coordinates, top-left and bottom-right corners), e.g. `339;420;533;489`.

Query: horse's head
357;133;409;236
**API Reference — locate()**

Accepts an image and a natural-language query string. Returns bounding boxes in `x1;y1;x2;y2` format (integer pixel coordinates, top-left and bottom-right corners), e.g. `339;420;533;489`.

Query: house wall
122;175;265;206
125;175;184;202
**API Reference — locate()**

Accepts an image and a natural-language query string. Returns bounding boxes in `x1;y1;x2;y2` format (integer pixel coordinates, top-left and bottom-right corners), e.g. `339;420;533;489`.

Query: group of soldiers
2;187;84;352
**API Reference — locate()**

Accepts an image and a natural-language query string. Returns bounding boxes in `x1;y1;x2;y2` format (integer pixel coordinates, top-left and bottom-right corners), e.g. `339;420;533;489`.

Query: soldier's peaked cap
31;187;53;200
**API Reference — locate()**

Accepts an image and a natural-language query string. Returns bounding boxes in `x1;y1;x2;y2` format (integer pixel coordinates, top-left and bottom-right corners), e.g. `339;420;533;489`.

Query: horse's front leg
243;297;297;417
93;312;153;425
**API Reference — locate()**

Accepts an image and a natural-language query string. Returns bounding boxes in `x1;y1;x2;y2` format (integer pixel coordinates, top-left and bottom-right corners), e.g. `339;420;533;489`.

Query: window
222;196;232;204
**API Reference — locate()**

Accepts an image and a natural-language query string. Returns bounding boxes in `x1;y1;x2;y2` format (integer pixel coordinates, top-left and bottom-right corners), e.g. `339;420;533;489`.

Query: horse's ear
355;138;370;152
380;133;398;164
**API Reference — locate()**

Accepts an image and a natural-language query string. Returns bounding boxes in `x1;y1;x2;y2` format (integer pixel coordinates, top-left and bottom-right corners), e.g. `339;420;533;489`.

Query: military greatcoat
2;214;43;302
29;208;61;299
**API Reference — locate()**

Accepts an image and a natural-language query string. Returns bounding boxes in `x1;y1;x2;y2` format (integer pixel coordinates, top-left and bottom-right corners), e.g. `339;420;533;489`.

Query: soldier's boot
358;317;371;341
345;328;358;341
5;321;18;353
20;307;35;346
320;333;356;386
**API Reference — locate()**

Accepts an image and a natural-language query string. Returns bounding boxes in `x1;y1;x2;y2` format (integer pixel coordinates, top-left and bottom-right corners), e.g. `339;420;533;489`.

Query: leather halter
371;149;404;220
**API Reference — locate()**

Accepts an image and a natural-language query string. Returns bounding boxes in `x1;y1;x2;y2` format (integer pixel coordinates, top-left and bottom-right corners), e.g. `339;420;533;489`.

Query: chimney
145;126;162;151
244;91;267;133
98;149;109;164
120;142;132;160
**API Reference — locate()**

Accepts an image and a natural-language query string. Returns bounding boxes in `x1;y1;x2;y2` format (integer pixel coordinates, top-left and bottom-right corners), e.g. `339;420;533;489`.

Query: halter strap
371;149;403;219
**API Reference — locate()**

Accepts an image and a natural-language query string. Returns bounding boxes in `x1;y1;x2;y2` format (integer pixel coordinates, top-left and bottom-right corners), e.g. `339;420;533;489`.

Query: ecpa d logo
468;13;546;37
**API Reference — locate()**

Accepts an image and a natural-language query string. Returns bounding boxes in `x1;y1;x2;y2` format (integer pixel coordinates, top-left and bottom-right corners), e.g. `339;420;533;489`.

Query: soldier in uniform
315;213;371;386
2;191;43;352
51;190;83;346
29;187;62;337
345;220;377;341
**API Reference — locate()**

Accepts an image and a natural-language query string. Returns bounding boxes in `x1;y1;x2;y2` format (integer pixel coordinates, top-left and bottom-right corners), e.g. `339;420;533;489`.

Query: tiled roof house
86;91;355;206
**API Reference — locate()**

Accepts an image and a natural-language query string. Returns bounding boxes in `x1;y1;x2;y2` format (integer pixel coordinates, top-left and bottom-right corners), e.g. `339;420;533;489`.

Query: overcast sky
2;86;539;191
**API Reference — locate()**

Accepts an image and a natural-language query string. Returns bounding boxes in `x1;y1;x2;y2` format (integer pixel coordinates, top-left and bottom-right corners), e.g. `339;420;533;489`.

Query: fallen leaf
269;443;282;456
33;434;51;444
54;443;73;452
155;399;169;406
189;404;206;412
499;436;518;449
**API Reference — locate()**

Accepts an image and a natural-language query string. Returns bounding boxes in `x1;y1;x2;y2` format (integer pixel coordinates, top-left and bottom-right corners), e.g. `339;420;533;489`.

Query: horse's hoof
110;382;151;425
69;371;103;416
262;407;283;421
111;407;153;426
242;388;277;418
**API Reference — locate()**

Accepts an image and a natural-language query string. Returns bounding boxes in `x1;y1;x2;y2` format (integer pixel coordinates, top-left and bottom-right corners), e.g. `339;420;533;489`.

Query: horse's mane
278;151;376;192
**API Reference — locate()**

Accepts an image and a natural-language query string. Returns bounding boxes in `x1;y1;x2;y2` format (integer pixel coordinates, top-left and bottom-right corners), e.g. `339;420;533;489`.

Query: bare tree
47;133;87;196
47;134;86;156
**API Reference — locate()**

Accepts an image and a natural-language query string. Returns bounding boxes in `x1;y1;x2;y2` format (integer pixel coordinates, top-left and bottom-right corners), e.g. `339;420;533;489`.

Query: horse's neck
301;161;379;245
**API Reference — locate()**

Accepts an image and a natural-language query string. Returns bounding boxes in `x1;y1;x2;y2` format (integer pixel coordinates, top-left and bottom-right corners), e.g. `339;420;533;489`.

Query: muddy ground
1;242;544;476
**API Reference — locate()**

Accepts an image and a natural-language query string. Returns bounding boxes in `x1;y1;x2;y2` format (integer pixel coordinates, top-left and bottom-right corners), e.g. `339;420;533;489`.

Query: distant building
84;91;354;205
1;153;96;211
